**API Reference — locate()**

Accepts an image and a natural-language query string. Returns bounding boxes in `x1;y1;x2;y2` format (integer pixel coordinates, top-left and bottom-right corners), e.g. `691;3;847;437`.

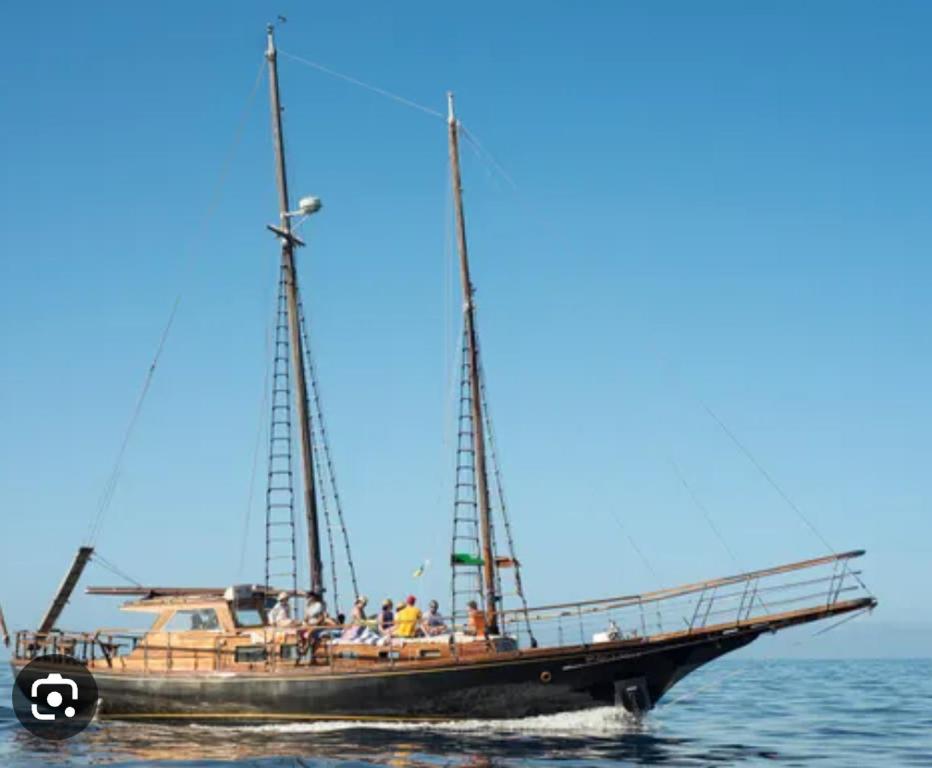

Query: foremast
265;25;323;596
447;93;499;632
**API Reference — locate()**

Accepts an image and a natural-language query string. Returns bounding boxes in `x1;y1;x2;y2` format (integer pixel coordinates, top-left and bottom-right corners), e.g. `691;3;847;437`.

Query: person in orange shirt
466;600;487;637
394;595;422;638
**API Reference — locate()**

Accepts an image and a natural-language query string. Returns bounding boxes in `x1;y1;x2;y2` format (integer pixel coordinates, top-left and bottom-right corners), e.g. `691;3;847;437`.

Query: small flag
451;553;484;566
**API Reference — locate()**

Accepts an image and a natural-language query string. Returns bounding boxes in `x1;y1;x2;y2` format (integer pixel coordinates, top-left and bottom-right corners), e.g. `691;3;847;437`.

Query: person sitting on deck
351;596;368;625
268;592;293;627
394;595;422;639
304;591;330;626
378;598;395;634
339;596;367;641
422;600;447;636
299;591;336;658
466;600;487;637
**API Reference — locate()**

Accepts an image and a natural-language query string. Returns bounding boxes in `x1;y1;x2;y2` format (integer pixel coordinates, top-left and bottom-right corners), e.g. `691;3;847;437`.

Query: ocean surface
1;659;930;767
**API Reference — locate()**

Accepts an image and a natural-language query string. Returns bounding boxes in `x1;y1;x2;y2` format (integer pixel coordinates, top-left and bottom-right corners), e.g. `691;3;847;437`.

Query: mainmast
265;25;323;595
447;93;499;632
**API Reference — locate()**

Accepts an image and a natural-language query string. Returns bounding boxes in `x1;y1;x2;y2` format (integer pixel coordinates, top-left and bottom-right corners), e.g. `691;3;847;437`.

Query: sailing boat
10;26;876;722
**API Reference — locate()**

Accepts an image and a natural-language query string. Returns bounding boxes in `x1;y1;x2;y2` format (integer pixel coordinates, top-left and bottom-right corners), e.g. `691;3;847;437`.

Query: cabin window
232;607;264;628
235;645;267;663
164;609;221;632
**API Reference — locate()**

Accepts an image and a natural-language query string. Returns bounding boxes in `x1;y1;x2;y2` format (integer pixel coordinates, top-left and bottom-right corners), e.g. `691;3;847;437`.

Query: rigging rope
668;457;741;568
668;457;778;616
85;299;179;546
278;50;445;120
297;293;360;603
311;421;341;613
606;506;664;585
459;124;518;191
703;402;836;553
473;330;536;645
811;605;873;637
84;56;266;548
279;49;517;194
91;553;143;588
238;275;277;576
702;402;874;599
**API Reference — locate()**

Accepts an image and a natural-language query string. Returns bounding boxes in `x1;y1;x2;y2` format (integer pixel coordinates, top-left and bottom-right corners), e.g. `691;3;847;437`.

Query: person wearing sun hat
351;595;369;625
267;591;293;627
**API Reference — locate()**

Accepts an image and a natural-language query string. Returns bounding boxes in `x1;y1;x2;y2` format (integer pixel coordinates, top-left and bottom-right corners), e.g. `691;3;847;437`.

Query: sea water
1;659;930;767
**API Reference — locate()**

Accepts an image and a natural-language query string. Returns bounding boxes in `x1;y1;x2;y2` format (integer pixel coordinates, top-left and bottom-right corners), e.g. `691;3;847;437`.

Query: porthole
540;670;552;684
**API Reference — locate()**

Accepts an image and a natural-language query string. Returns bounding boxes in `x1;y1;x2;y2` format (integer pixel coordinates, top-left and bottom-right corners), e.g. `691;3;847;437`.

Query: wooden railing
497;550;873;648
14;552;873;669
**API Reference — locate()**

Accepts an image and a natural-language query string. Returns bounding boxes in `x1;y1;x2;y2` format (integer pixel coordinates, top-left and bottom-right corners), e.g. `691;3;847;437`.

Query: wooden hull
10;596;874;723
13;629;755;722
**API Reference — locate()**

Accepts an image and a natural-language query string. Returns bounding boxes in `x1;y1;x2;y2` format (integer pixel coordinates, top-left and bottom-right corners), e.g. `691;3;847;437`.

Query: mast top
447;91;456;126
266;24;276;58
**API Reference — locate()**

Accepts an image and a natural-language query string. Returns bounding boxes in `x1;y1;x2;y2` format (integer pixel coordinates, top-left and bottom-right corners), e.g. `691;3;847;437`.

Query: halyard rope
702;402;874;599
84;56;266;547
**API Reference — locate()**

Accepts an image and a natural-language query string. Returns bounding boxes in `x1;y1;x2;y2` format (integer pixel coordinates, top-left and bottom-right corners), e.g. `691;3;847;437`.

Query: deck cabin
14;584;511;675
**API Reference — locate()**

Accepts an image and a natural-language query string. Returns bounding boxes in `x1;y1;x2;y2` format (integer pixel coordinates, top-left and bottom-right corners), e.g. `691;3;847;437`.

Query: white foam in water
197;706;640;737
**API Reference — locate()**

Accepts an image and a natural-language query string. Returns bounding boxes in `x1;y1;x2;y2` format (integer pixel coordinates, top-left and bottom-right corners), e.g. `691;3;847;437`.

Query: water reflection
3;712;764;767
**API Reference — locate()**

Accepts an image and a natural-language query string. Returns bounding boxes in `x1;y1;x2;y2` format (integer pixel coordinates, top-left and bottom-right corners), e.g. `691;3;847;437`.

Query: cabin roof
87;584;286;612
120;595;232;612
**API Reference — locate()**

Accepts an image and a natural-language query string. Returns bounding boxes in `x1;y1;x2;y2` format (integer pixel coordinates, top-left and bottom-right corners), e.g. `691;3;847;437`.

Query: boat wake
193;706;641;737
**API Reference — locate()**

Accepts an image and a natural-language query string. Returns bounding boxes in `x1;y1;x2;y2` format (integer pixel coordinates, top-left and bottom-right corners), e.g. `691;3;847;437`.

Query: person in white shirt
299;591;335;659
304;591;328;626
267;591;293;627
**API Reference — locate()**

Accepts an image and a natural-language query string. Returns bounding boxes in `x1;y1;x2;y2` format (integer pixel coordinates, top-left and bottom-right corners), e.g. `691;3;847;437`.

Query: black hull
84;630;758;722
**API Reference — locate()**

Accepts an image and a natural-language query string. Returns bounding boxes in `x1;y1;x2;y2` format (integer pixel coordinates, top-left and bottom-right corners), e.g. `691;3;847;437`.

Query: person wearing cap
394;595;422;639
378;598;395;634
268;591;293;627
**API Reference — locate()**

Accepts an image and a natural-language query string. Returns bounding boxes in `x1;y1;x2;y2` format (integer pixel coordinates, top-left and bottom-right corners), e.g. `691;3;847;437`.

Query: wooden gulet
9;26;877;724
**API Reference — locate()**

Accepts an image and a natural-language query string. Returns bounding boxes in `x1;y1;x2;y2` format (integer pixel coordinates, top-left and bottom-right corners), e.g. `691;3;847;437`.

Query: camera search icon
12;654;98;740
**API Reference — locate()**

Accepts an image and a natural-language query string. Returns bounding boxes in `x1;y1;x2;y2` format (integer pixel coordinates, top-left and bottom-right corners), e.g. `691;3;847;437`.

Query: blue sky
1;2;929;658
